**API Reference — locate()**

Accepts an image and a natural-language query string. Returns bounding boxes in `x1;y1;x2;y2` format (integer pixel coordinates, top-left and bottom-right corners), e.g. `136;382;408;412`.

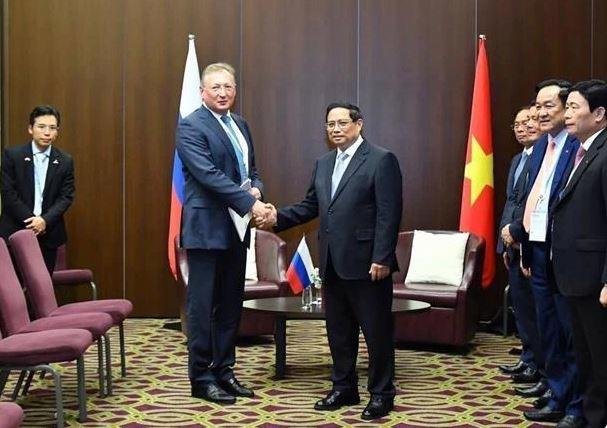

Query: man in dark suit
261;102;402;420
176;62;272;405
502;80;584;428
0;105;74;273
497;106;544;389
552;79;607;428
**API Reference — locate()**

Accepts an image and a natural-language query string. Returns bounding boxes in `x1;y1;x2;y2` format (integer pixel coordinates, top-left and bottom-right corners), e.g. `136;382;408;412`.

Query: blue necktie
513;151;528;189
331;152;349;198
220;115;247;184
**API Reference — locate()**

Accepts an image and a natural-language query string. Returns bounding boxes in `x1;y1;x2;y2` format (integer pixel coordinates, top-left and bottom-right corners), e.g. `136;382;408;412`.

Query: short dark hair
535;79;572;106
514;104;533;117
29;105;61;127
570;79;607;112
325;102;363;122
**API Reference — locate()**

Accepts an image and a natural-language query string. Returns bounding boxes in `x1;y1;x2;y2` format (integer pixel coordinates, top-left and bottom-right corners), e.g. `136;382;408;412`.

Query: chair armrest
52;269;97;300
255;230;289;294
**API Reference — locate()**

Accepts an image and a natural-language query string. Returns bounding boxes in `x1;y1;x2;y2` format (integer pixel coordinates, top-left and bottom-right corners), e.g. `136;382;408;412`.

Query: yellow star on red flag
464;136;493;205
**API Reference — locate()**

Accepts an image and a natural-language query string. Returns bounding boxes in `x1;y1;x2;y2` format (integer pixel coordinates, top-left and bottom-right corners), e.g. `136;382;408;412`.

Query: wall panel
4;0;124;301
123;0;240;316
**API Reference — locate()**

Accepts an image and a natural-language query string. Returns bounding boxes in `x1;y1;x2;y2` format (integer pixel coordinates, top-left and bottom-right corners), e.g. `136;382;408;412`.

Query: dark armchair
392;230;485;347
175;229;291;337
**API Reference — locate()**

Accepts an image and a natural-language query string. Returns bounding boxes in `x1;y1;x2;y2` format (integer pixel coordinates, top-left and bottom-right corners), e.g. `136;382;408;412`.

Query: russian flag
286;237;315;294
168;34;202;279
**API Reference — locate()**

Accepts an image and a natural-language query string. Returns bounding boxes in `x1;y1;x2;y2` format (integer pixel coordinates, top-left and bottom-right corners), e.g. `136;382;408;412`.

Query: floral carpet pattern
3;319;548;427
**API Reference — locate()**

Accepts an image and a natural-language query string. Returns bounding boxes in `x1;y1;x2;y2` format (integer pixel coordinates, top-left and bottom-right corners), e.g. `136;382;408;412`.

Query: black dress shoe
533;389;553;409
191;382;236;404
314;390;360;411
511;367;541;383
361;396;394;420
555;415;586;428
219;377;254;398
499;360;528;375
514;379;548;397
524;405;565;422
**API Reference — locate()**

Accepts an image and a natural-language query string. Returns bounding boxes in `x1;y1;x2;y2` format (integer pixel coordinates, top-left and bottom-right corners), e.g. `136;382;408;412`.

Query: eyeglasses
510;120;529;130
326;120;353;130
207;84;236;95
34;124;59;132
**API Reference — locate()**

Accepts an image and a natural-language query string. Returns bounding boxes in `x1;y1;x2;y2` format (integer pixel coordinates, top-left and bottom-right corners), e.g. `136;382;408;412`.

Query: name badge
529;210;548;242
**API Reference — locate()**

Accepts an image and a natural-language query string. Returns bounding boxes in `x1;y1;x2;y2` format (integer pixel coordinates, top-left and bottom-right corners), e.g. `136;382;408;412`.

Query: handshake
250;200;277;230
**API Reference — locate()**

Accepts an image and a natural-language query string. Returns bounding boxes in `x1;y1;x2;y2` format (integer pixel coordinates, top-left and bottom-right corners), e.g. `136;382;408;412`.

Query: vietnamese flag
459;35;495;288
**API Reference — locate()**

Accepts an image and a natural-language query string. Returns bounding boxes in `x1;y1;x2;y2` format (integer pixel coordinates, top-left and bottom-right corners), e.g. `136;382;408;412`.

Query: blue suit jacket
497;150;532;254
176;107;263;250
515;133;579;267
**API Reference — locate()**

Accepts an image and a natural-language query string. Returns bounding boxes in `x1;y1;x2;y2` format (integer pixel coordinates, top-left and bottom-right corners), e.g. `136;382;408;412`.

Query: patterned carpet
2;319;550;427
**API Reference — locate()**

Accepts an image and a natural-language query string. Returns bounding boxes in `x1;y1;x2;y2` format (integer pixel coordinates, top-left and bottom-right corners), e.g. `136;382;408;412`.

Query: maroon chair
392;231;485;347
52;244;97;300
0;238;114;397
175;229;290;337
0;402;24;428
8;230;133;377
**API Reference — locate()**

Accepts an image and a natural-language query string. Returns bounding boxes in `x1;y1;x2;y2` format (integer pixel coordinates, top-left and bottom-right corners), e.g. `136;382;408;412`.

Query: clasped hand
251;200;277;230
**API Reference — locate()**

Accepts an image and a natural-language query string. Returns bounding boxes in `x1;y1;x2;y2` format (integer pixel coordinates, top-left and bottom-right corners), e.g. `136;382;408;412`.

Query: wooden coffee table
242;296;430;379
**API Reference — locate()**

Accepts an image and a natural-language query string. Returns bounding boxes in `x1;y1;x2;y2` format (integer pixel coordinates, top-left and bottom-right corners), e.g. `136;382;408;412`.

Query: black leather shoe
524;405;565;422
314;390;360;411
219;377;254;398
533;389;553;409
499;360;527;375
514;379;548;397
555;415;586;428
191;382;236;404
511;367;541;383
361;396;394;420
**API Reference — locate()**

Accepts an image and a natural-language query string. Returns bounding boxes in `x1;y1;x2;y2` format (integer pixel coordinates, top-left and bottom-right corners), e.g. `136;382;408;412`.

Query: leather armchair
175;230;290;337
392;231;485;347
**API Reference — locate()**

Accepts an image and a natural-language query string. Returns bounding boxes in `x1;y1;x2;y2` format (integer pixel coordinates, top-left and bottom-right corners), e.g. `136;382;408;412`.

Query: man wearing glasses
176;62;272;405
260;102;403;420
0;105;74;273
497;106;545;401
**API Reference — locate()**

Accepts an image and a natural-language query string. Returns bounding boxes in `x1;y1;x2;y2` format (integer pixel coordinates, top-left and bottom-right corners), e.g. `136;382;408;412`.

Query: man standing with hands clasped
552;79;607;428
176;62;273;405
258;102;403;420
0;105;74;274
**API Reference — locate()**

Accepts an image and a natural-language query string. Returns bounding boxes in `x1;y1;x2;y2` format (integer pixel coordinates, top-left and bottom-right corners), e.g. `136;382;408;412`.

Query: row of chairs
0;230;133;427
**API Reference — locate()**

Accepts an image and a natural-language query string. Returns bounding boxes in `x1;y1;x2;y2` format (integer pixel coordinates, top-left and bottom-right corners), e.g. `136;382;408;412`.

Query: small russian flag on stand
286;237;315;294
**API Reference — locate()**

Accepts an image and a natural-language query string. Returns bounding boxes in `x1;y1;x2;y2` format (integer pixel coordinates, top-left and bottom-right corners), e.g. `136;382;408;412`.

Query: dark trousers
530;242;582;416
568;293;607;428
40;244;57;275
507;250;543;370
323;255;395;397
186;239;246;386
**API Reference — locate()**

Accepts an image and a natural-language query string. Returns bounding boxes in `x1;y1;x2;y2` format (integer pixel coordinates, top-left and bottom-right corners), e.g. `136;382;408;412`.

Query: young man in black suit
552;79;607;428
260;102;403;420
0;105;74;273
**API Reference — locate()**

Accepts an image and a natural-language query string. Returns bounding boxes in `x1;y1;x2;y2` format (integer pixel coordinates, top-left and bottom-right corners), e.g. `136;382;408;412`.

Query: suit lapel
43;147;60;198
325;150;337;203
558;129;607;203
329;141;369;206
21;144;35;206
549;135;577;203
202;108;239;165
232;115;253;169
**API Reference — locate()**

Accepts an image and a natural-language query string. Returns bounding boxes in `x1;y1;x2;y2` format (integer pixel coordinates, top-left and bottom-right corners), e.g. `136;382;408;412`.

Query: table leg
274;316;286;379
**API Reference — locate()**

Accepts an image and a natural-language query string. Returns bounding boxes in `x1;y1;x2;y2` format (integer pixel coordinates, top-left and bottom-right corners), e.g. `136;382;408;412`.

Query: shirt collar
31;141;51;157
337;135;364;158
581;127;606;151
549;128;568;149
522;145;533;156
203;102;231;121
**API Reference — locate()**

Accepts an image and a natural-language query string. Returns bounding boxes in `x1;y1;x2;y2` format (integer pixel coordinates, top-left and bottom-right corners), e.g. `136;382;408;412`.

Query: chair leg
76;356;87;422
119;322;126;377
90;281;98;301
97;339;106;397
0;369;10;395
104;334;113;395
22;370;36;396
11;370;26;400
51;367;65;428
